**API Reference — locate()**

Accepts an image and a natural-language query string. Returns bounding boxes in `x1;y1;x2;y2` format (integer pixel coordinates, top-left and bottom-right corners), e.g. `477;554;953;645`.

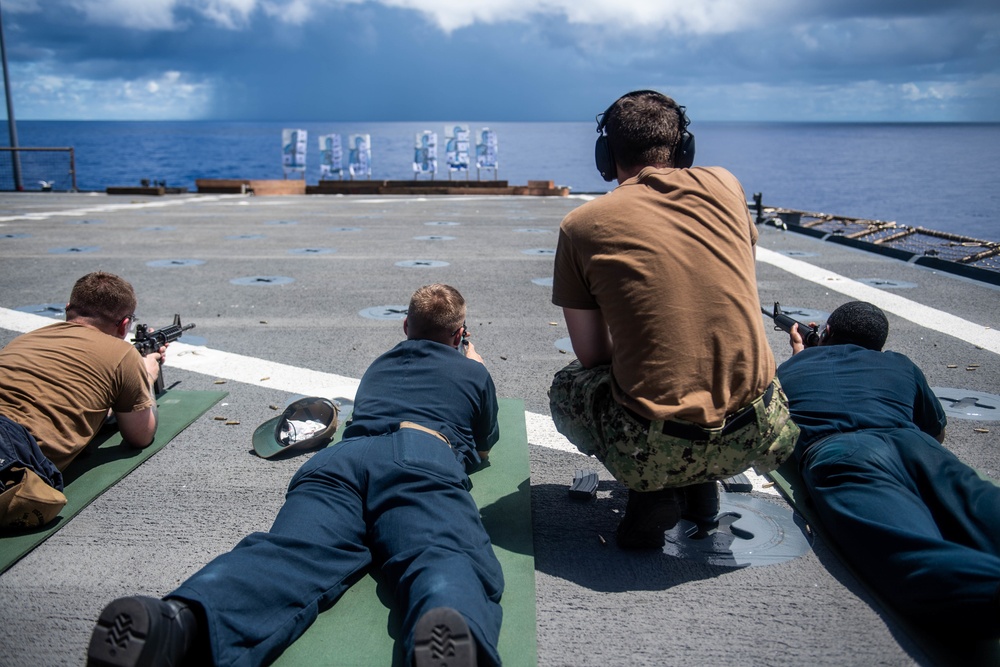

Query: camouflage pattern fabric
549;361;799;491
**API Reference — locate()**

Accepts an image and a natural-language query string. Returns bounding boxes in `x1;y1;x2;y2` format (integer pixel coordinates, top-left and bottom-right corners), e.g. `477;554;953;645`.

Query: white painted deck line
756;247;1000;354
0;194;244;224
4;250;996;496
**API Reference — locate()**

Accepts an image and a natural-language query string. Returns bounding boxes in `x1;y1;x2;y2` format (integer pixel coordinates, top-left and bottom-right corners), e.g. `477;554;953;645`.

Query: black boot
616;487;681;549
87;596;200;667
413;606;478;667
680;481;722;537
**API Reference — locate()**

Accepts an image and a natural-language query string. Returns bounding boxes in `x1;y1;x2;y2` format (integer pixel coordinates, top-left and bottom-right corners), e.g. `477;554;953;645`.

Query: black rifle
133;314;195;394
761;302;821;348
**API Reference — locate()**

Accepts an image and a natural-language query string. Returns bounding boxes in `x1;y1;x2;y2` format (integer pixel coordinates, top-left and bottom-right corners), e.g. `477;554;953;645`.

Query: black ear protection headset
594;90;696;182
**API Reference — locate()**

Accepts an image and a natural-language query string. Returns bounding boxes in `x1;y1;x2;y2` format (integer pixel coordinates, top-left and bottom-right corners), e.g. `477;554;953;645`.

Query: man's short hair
406;284;466;341
605;90;684;171
65;272;137;326
826;301;889;351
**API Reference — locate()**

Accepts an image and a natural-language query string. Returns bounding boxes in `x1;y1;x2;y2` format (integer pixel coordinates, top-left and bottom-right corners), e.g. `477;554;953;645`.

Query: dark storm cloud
1;0;997;121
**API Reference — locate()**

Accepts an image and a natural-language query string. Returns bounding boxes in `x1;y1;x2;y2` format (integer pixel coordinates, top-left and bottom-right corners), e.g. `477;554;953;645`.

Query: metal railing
0;146;77;192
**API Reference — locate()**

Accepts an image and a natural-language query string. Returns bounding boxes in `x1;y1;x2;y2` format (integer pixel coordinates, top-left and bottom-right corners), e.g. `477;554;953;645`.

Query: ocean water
4;120;998;242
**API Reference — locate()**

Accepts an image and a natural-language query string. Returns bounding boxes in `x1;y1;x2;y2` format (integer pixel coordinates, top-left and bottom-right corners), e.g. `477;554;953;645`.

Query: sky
1;0;998;122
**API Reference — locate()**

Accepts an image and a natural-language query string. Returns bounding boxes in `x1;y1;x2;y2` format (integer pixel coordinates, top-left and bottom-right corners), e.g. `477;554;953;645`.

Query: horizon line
6;118;1000;125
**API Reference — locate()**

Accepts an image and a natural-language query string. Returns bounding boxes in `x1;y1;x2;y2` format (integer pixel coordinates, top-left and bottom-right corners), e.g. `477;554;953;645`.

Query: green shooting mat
768;458;1000;667
0;390;228;575
273;398;537;667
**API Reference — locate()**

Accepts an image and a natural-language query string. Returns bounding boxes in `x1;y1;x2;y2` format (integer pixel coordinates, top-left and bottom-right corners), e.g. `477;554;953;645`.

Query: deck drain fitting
762;306;830;326
522;248;556;256
288;248;336;255
779;250;819;258
229;276;295;286
931;387;1000;421
359;306;408;320
413;235;455;241
661;494;812;567
146;259;206;268
857;278;918;289
14;303;65;319
395;260;449;268
49;246;98;254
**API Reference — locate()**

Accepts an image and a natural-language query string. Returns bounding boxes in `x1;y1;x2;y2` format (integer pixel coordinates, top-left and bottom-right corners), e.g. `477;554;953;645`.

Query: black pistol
761;302;821;348
133;314;195;394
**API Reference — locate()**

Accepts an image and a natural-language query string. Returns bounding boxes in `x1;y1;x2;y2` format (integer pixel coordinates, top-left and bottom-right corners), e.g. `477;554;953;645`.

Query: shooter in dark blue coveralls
88;284;503;667
777;301;1000;639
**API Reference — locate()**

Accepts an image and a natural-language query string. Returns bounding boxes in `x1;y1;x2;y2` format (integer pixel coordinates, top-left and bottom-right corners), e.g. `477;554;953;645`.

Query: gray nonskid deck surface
0;192;996;666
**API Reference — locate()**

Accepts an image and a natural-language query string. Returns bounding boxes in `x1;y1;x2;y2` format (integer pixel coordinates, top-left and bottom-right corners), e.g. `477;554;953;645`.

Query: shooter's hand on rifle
132;314;195;394
762;302;821;350
789;322;813;356
141;347;165;392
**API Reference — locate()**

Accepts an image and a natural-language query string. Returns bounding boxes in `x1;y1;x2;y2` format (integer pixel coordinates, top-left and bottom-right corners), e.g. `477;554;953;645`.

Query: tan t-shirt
552;166;775;426
0;321;154;470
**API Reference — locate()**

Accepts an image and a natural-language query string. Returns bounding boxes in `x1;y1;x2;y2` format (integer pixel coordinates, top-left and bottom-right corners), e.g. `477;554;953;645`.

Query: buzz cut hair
406;284;466;340
65;271;137;326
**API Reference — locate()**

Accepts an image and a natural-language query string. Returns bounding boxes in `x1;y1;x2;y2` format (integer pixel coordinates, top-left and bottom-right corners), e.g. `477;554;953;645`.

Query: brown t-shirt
0;321;154;470
552;166;775;426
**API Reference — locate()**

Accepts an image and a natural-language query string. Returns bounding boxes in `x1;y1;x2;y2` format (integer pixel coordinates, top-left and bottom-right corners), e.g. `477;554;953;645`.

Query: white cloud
901;82;948;101
350;0;789;33
13;64;214;120
44;0;794;33
668;74;1000;122
262;0;317;24
199;0;259;29
61;0;259;30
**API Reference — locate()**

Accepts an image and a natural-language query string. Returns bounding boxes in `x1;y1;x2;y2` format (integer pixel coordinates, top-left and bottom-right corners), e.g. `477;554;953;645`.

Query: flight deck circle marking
229;276;295;286
146;259;206;268
288;248;337;255
395;260;449;268
359;306;409;320
662;495;812;567
14;303;65;319
857;278;918;289
931;387;1000;421
49;246;99;254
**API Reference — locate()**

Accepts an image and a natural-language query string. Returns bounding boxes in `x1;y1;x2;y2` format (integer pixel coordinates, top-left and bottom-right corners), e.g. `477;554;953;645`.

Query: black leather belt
627;382;775;441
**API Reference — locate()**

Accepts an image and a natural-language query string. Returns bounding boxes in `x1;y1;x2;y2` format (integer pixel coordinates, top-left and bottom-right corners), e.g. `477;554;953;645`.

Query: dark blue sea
5;120;999;242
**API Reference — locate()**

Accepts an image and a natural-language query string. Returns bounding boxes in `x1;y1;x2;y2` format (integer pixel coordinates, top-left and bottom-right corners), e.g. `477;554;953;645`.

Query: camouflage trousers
548;361;800;491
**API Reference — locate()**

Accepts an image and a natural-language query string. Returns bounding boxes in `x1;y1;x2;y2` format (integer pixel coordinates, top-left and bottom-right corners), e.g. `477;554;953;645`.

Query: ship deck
0;191;997;666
